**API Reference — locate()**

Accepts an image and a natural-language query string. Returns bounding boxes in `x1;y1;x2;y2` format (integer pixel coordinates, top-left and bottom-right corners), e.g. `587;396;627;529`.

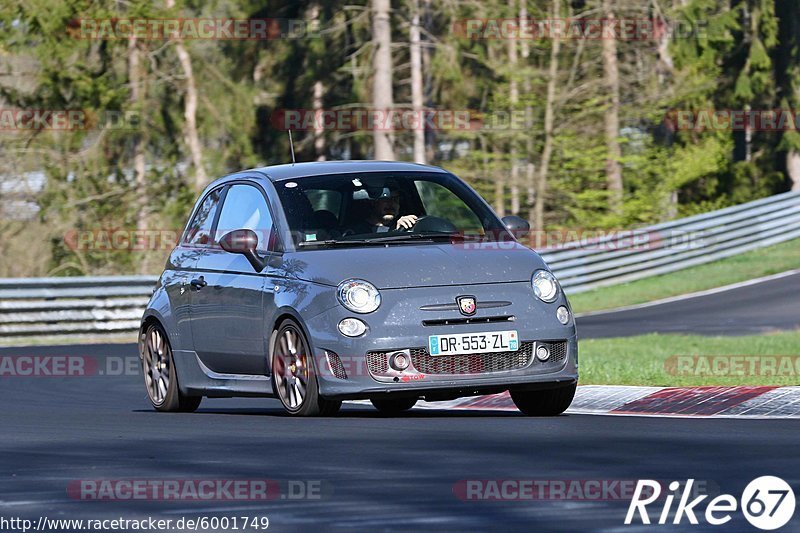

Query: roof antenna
288;129;296;165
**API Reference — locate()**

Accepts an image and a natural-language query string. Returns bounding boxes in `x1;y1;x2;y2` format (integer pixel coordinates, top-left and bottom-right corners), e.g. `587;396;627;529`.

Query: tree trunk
372;0;395;160
508;0;520;215
493;146;505;216
422;0;435;163
313;80;326;161
308;3;326;161
788;152;800;191
602;0;623;213
167;0;206;191
776;0;800;191
127;34;148;274
536;0;561;231
521;2;535;225
409;0;425;164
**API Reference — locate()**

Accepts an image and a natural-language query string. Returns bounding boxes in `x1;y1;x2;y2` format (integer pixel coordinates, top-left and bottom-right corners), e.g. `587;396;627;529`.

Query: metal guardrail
0;191;798;339
0;276;156;338
540;190;800;293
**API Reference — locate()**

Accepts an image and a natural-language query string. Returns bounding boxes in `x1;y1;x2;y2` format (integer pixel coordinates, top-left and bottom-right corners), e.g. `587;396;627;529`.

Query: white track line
574;269;800;318
348;385;800;419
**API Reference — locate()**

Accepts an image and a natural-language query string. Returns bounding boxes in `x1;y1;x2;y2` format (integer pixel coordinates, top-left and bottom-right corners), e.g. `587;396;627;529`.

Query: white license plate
428;330;519;356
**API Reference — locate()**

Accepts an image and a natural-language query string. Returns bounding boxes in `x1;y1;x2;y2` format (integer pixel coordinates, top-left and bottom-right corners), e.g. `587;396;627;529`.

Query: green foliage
1;0;799;276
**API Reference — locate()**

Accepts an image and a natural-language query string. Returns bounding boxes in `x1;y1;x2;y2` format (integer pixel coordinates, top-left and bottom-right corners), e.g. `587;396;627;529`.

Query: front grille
366;340;567;378
366;352;389;374
547;341;567;363
325;351;348;380
410;342;535;375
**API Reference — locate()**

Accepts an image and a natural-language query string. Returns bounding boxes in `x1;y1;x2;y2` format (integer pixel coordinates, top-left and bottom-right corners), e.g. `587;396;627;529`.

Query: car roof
210;160;448;189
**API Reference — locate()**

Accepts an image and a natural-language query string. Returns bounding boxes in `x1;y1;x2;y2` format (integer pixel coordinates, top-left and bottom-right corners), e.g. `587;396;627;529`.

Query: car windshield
274;171;509;248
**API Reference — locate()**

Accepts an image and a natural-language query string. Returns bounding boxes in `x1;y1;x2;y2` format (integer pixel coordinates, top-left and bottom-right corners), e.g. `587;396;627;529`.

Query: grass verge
567;238;800;314
578;331;800;387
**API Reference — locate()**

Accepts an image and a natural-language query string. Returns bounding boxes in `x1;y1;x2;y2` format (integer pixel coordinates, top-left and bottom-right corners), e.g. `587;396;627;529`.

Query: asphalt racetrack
1;274;800;531
0;341;798;531
575;271;800;338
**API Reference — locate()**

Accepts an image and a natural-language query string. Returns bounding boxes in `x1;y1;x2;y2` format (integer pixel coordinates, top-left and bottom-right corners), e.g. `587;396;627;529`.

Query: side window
215;184;275;253
414;181;483;232
184;188;222;246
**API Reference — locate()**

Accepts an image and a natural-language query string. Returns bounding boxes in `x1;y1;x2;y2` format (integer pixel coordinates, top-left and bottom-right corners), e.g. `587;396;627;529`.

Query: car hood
280;242;548;289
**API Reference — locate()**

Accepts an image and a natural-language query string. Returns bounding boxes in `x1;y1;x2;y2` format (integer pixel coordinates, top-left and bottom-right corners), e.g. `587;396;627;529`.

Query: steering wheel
398;215;427;232
409;216;458;234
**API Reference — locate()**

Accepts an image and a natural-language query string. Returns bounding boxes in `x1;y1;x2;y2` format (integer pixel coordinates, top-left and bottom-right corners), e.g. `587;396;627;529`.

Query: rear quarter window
183;188;223;246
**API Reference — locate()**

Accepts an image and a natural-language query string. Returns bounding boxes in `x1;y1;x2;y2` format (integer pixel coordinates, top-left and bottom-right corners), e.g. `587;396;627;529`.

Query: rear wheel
370;397;417;415
510;383;576;416
271;319;341;417
140;322;202;412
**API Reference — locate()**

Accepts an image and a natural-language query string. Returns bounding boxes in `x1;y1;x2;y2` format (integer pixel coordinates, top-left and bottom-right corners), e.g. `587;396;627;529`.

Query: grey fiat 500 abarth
139;161;577;416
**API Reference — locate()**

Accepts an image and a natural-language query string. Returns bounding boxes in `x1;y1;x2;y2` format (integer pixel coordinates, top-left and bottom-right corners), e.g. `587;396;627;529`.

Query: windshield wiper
360;232;459;244
296;232;459;248
297;239;367;248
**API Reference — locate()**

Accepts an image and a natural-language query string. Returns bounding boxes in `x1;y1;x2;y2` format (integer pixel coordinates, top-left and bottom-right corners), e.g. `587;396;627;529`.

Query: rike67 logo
626;477;795;530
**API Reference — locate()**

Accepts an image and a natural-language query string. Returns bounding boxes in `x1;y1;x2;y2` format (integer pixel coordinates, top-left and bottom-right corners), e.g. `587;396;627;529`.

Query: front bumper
304;282;578;400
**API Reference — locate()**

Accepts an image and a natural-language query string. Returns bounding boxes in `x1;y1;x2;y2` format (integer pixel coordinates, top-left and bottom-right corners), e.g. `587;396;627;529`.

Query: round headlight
337;279;381;314
532;270;559;303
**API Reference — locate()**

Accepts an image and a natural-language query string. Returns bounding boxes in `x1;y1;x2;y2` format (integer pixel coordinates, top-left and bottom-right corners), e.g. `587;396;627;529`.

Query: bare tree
520;2;536;224
372;0;395;160
313;80;326;161
165;0;206;191
535;0;562;231
493;145;505;216
127;34;148;259
309;3;326;161
788;152;800;191
602;0;623;212
409;0;426;164
508;0;520;215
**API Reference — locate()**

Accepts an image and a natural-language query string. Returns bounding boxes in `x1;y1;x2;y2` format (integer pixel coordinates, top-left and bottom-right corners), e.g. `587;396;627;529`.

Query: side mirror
502;215;530;232
219;229;266;272
502;215;531;244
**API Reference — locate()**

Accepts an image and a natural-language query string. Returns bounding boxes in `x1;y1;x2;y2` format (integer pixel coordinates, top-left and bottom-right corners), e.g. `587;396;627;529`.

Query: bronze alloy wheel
140;322;202;413
271;319;341;417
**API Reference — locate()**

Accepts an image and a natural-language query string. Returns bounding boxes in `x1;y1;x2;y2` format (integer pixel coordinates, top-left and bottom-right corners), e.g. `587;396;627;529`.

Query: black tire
510;383;576;416
140;322;202;413
370;397;417;415
271;319;341;417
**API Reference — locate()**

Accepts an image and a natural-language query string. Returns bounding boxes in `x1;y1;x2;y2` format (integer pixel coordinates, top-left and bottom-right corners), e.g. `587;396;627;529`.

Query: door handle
190;276;207;290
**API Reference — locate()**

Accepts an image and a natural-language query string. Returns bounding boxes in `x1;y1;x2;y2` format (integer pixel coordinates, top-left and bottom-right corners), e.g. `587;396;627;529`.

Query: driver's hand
395;215;418;230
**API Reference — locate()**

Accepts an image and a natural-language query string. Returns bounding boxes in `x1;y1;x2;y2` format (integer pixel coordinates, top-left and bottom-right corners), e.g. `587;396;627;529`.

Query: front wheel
140;322;202;412
510;383;576;416
271;319;341;417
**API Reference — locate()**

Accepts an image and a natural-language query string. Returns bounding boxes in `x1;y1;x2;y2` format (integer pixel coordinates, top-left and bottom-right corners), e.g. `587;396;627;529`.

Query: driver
364;187;417;232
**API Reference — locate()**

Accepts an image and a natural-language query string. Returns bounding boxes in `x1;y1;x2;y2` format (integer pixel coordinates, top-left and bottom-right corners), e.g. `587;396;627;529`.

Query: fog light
536;345;550;361
389;352;410;371
338;318;367;337
556;306;570;325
